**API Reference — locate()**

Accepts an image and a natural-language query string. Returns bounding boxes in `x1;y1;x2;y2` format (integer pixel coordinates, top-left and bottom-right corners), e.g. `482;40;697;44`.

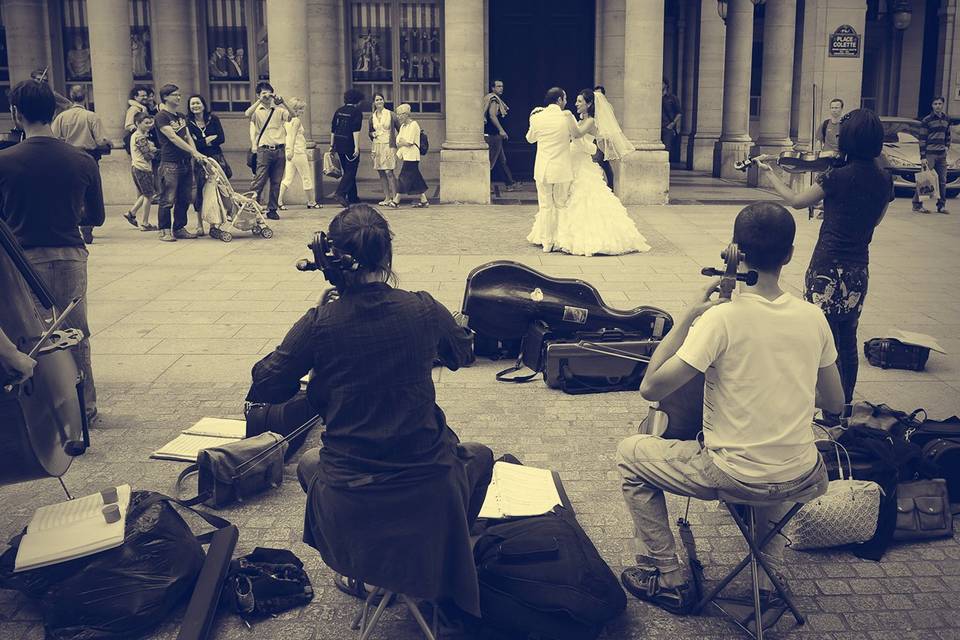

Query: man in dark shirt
154;83;205;241
661;78;682;163
913;96;952;214
0;80;105;423
329;89;364;208
483;80;518;191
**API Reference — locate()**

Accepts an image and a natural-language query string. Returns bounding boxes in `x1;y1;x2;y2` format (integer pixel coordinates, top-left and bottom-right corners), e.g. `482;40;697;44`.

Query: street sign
828;25;861;58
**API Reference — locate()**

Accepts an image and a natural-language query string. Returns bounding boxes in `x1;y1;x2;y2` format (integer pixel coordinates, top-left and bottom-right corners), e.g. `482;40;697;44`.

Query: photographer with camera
245;82;290;220
245;204;491;624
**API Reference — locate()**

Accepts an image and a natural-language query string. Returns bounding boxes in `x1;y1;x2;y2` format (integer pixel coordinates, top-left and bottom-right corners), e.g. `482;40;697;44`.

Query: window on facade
205;0;269;113
61;0;93;108
0;4;9;114
130;0;152;83
349;0;442;113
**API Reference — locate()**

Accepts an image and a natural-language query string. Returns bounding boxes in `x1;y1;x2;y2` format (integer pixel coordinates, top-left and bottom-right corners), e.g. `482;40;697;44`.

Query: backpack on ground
473;506;626;640
921;438;960;502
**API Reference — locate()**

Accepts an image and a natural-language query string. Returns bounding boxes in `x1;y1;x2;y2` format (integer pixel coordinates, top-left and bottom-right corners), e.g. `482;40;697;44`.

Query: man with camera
245;82;290;220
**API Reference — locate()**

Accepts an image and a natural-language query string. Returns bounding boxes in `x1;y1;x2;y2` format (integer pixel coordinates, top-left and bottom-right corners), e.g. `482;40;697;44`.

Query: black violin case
462;261;673;393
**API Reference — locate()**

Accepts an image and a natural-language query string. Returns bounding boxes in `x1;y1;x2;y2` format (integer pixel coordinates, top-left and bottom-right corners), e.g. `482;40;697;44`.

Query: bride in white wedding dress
527;89;650;256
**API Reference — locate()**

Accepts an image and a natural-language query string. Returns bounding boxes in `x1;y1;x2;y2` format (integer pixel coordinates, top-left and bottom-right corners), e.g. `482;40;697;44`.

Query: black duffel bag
473;506;626;640
0;491;228;640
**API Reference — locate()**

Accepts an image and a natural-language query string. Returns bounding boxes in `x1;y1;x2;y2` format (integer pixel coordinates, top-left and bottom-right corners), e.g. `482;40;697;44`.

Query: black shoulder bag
246;107;275;174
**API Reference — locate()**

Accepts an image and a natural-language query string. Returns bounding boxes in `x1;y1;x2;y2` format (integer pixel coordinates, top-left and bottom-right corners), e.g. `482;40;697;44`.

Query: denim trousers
250;146;286;212
24;247;97;417
913;152;947;209
158;161;193;231
616;434;828;590
335;152;361;203
485;134;515;186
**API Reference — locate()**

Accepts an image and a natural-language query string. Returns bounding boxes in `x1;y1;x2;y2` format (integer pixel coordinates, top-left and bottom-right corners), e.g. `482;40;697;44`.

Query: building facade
0;0;957;205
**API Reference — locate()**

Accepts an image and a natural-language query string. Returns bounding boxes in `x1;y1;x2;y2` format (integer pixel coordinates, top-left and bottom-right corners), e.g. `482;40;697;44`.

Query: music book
478;462;563;519
15;484;132;572
151;417;246;462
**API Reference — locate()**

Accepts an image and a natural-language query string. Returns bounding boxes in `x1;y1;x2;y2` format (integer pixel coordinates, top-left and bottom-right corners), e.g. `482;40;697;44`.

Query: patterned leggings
804;262;869;404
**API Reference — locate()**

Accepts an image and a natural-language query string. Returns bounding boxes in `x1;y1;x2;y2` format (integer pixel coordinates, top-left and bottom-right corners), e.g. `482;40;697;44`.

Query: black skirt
397;160;428;195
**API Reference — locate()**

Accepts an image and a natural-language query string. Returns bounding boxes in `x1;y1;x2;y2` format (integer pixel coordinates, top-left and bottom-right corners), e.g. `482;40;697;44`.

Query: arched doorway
488;0;596;180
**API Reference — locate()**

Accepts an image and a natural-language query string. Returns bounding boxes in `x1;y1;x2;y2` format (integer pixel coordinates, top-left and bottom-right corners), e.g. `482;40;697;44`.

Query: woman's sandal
123;211;138;227
306;202;322;209
383;201;399;209
139;223;158;232
333;574;392;606
620;566;694;616
195;226;206;237
278;204;288;211
413;201;429;208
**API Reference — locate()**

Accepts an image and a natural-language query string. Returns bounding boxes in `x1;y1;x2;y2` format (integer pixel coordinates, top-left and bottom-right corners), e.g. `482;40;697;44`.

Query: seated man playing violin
616;202;845;615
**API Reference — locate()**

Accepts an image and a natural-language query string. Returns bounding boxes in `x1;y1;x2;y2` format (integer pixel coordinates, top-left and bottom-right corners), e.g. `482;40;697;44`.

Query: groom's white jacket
526;104;578;184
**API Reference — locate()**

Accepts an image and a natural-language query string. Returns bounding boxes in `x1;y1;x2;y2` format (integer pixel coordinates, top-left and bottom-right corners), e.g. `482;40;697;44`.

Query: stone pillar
2;0;49;83
751;0;796;187
679;0;698;167
266;0;310;138
713;0;753;180
307;0;341;204
941;0;960;117
598;0;626;115
616;0;669;205
150;0;198;95
439;0;489;204
687;0;726;172
87;0;133;144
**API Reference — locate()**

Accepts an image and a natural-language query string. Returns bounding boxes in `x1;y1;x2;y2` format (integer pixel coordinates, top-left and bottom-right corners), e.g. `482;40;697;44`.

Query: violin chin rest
63;440;87;457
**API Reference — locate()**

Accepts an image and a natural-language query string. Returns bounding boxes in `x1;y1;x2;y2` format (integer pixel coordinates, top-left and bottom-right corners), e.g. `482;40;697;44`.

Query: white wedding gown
527;134;650;256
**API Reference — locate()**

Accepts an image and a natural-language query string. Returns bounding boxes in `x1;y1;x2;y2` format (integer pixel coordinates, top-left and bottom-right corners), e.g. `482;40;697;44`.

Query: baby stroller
200;156;274;242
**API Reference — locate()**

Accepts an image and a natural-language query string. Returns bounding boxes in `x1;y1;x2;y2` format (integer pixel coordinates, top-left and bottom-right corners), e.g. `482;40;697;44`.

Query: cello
0;218;87;486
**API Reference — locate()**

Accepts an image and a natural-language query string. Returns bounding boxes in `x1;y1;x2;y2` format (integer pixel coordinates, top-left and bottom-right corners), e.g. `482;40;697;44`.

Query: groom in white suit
526;87;579;252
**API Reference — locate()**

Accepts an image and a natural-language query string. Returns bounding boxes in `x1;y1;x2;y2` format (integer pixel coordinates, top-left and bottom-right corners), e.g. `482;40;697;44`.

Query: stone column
751;0;796;187
87;0;133;144
941;0;959;117
266;0;310;138
439;0;489;204
617;0;669;205
598;0;626;115
307;0;341;204
689;0;726;171
150;0;198;95
713;0;754;180
2;0;49;84
679;0;698;166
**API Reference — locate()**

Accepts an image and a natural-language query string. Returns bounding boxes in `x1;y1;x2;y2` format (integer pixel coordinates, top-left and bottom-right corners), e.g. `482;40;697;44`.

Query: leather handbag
893;479;953;541
177;432;287;510
543;333;657;394
322;150;342;178
783;440;883;550
864;338;931;371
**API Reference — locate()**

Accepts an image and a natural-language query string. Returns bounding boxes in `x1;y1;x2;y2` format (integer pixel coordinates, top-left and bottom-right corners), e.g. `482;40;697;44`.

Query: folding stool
351;586;439;640
695;500;807;639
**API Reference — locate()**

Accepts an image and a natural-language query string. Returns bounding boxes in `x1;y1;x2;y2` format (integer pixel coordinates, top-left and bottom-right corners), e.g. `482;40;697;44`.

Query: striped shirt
918;112;952;156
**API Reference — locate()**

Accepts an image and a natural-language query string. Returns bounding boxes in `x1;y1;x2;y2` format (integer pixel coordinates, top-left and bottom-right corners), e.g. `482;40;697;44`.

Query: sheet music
16;485;131;572
151;433;241;462
478;462;562;519
182;417;247;438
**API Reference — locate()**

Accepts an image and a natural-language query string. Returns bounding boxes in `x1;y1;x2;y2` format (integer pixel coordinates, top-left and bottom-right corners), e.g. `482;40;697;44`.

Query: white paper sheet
478;462;562;519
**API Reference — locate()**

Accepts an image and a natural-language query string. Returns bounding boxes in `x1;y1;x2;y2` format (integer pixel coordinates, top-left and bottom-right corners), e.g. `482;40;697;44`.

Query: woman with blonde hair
391;103;429;208
368;93;398;207
279;96;320;209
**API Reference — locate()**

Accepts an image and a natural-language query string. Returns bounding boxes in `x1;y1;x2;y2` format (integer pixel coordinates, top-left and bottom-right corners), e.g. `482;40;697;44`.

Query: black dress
246;283;492;616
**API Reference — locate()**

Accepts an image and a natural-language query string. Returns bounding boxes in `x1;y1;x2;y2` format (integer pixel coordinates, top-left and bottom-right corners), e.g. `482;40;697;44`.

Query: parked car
880;117;959;198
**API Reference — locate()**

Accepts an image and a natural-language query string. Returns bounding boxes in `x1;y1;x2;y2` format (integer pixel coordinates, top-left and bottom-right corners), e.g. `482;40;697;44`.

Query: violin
0;218;87;486
734;149;843;174
640;244;755;440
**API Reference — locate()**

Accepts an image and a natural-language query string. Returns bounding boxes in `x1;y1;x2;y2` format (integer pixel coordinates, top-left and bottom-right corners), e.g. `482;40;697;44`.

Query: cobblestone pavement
1;195;959;640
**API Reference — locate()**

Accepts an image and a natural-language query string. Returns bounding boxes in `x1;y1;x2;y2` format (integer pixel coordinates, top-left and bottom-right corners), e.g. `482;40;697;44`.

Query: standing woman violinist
759;109;894;420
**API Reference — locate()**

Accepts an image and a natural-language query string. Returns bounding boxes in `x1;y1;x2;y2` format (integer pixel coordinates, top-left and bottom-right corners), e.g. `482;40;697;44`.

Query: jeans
80;149;102;239
485;134;515;186
616;435;827;590
913;152;947;209
24;247;97;418
827;315;860;405
250;146;286;212
335;152;360;203
158;161;193;231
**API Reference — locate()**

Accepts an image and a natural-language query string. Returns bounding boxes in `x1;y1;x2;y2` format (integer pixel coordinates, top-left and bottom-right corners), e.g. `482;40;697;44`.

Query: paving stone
2;199;958;639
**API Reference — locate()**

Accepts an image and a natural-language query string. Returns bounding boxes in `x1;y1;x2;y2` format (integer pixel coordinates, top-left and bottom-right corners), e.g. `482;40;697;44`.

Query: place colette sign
829;24;861;58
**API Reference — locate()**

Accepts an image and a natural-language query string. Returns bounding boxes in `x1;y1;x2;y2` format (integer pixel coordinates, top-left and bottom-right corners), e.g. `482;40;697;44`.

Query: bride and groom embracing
525;87;650;256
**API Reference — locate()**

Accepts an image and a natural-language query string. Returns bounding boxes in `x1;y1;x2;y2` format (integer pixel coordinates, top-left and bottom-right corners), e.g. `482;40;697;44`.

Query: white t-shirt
676;291;838;483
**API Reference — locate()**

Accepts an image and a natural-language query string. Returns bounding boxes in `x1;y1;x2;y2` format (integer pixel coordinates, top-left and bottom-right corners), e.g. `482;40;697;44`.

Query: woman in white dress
528;89;650;256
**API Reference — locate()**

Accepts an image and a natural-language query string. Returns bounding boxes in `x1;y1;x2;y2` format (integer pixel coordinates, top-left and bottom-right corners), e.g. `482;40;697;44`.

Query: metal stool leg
401;595;438;640
747;508;764;640
359;590;394;640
